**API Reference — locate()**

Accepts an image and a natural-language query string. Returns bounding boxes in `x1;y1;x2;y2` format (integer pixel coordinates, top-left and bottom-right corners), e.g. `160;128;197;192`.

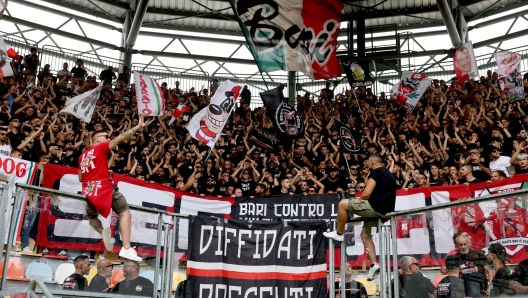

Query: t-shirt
489;156;512;177
78;142;111;182
112;276;154;296
87;274;109;292
396;272;436;298
236;179;257;196
368;167;396;215
437;276;465;298
63;273;88;291
454;250;487;276
331;280;369;298
0;143;11;156
491;266;514;296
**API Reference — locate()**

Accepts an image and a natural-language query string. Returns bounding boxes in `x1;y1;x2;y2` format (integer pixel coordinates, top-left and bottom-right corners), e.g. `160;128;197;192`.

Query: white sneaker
102;228;114;251
119;247;142;262
323;230;344;242
22;246;33;253
367;263;380;281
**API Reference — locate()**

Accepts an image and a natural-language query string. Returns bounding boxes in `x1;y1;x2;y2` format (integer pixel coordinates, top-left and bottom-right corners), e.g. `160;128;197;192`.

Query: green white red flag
0;34;14;79
230;0;344;80
134;72;165;116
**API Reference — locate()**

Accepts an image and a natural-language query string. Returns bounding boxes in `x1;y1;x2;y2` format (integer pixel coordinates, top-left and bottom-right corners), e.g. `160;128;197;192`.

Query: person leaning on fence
324;154;396;281
437;255;465;298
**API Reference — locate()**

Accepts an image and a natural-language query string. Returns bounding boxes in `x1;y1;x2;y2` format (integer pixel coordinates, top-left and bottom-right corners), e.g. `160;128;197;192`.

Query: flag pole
352;87;362;112
259;72;269;91
343;153;354;183
202;148;213;167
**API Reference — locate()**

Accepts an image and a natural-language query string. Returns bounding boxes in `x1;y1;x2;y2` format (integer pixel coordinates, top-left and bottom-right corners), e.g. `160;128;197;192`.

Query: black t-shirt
368;167;396;215
491;266;514;296
71;66;87;78
236;179;257;196
112;276;154;296
437;276;465;298
331;280;369;298
63;273;88;291
87;274;109;292
396;272;436;298
455;250;487;276
322;176;344;193
468;161;490;181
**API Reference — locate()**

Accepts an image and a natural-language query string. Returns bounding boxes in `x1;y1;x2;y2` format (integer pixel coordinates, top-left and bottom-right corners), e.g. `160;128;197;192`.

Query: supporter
112;260;154;296
394;256;436;298
87;259;113;292
487;243;514;296
437;255;465;298
331;262;369;298
459;164;484;184
489;170;506;181
488;146;511;176
63;255;90;290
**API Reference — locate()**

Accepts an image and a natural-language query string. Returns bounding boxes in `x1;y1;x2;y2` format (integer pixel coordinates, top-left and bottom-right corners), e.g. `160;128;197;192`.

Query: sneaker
42;248;49;255
367;263;380;281
102;228;114;252
323;230;344;242
58;249;69;257
119;247;142;262
22;246;33;253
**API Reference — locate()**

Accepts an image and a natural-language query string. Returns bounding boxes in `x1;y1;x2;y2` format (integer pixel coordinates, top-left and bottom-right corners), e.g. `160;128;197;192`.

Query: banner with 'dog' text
186;216;327;298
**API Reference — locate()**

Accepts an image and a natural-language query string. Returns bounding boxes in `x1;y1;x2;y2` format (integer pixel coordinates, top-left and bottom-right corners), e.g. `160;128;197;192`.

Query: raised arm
109;115;148;150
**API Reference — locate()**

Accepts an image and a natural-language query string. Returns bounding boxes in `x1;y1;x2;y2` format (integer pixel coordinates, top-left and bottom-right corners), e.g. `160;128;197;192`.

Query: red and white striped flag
134;72;165;116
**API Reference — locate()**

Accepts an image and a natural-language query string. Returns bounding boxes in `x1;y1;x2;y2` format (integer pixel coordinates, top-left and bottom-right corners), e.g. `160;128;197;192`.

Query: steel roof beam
134;50;255;65
126;0;150;50
1;15;124;51
27;0;122;23
145;8;238;21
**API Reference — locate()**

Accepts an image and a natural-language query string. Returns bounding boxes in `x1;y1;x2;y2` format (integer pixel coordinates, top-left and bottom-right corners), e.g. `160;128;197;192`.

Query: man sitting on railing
323;154;396;281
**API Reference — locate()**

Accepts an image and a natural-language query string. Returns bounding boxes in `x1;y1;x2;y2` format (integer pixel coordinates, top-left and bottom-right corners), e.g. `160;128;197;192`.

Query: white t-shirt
489;155;511;177
0;144;11;157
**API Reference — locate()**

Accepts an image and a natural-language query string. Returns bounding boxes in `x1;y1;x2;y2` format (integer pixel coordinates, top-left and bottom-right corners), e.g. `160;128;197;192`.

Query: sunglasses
350;167;358;171
357;186;365;189
308;190;316;193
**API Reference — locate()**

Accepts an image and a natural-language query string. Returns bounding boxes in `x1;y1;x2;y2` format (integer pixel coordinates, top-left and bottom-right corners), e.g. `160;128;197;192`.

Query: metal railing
328;188;528;298
1;183;189;298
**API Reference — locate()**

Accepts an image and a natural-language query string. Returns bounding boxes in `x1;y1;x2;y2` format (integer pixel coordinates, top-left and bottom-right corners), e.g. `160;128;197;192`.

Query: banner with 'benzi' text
186;216;327;298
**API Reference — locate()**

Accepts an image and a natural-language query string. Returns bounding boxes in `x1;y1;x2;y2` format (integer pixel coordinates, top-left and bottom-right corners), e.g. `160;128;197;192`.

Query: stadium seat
356;278;377;296
0;258;30;281
110;268;125;287
139;270;161;290
54;263;75;285
26;262;56;283
172;271;187;292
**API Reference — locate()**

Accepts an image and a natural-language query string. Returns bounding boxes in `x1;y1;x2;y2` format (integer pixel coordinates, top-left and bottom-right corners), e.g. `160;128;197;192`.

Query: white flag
494;51;523;100
0;34;14;79
391;71;432;110
134;72;165;116
186;80;242;148
60;86;101;123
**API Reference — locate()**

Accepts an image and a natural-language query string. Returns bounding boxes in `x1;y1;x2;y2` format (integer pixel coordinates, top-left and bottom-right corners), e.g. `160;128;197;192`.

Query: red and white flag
168;104;192;126
186;80;242;148
134;72;165;116
0;34;14;79
391;71;432;110
494;51;524;100
453;41;479;83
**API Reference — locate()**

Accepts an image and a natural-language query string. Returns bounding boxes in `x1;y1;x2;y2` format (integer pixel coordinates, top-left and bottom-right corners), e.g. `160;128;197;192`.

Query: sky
0;0;527;97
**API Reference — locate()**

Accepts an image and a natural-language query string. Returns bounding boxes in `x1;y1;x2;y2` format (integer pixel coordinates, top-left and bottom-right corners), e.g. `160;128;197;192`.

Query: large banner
2;156;37;245
60;85;101;123
494;51;524;101
186;216;327;298
260;85;304;138
453;41;479;83
230;0;343;80
134;72;165;116
390;71;432;111
39;164;233;257
38;164;528;266
186;80;241;148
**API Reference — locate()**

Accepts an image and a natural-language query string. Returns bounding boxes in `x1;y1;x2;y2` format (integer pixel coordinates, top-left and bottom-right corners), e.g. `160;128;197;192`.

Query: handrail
346;187;528;223
27;279;55;298
34;288;150;298
16;183;190;218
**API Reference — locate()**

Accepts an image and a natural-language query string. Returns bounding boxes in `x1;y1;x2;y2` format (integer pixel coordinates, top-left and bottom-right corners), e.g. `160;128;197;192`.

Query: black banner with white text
186;216;327;298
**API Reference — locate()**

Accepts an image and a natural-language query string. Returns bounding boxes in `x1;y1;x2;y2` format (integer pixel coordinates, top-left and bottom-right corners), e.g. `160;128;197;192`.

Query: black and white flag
60;86;101;123
335;120;364;155
341;60;373;88
260;85;304;138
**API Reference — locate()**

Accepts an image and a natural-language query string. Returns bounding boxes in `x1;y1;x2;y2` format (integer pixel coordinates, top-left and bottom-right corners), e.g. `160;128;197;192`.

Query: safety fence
328;188;528;298
4;38;528;103
0;183;188;298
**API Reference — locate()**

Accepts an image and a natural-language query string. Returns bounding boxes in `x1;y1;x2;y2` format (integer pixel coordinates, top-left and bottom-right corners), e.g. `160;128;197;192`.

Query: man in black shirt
113;260;154;296
396;256;436;298
87;259;113;292
324;154;396;281
321;166;343;193
332;262;369;298
488;243;514;296
199;175;221;196
437;254;465;298
63;255;90;291
459;164;484;184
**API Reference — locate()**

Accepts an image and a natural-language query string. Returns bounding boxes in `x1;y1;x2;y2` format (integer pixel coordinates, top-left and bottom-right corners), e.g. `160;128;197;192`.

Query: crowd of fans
1;49;528;199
